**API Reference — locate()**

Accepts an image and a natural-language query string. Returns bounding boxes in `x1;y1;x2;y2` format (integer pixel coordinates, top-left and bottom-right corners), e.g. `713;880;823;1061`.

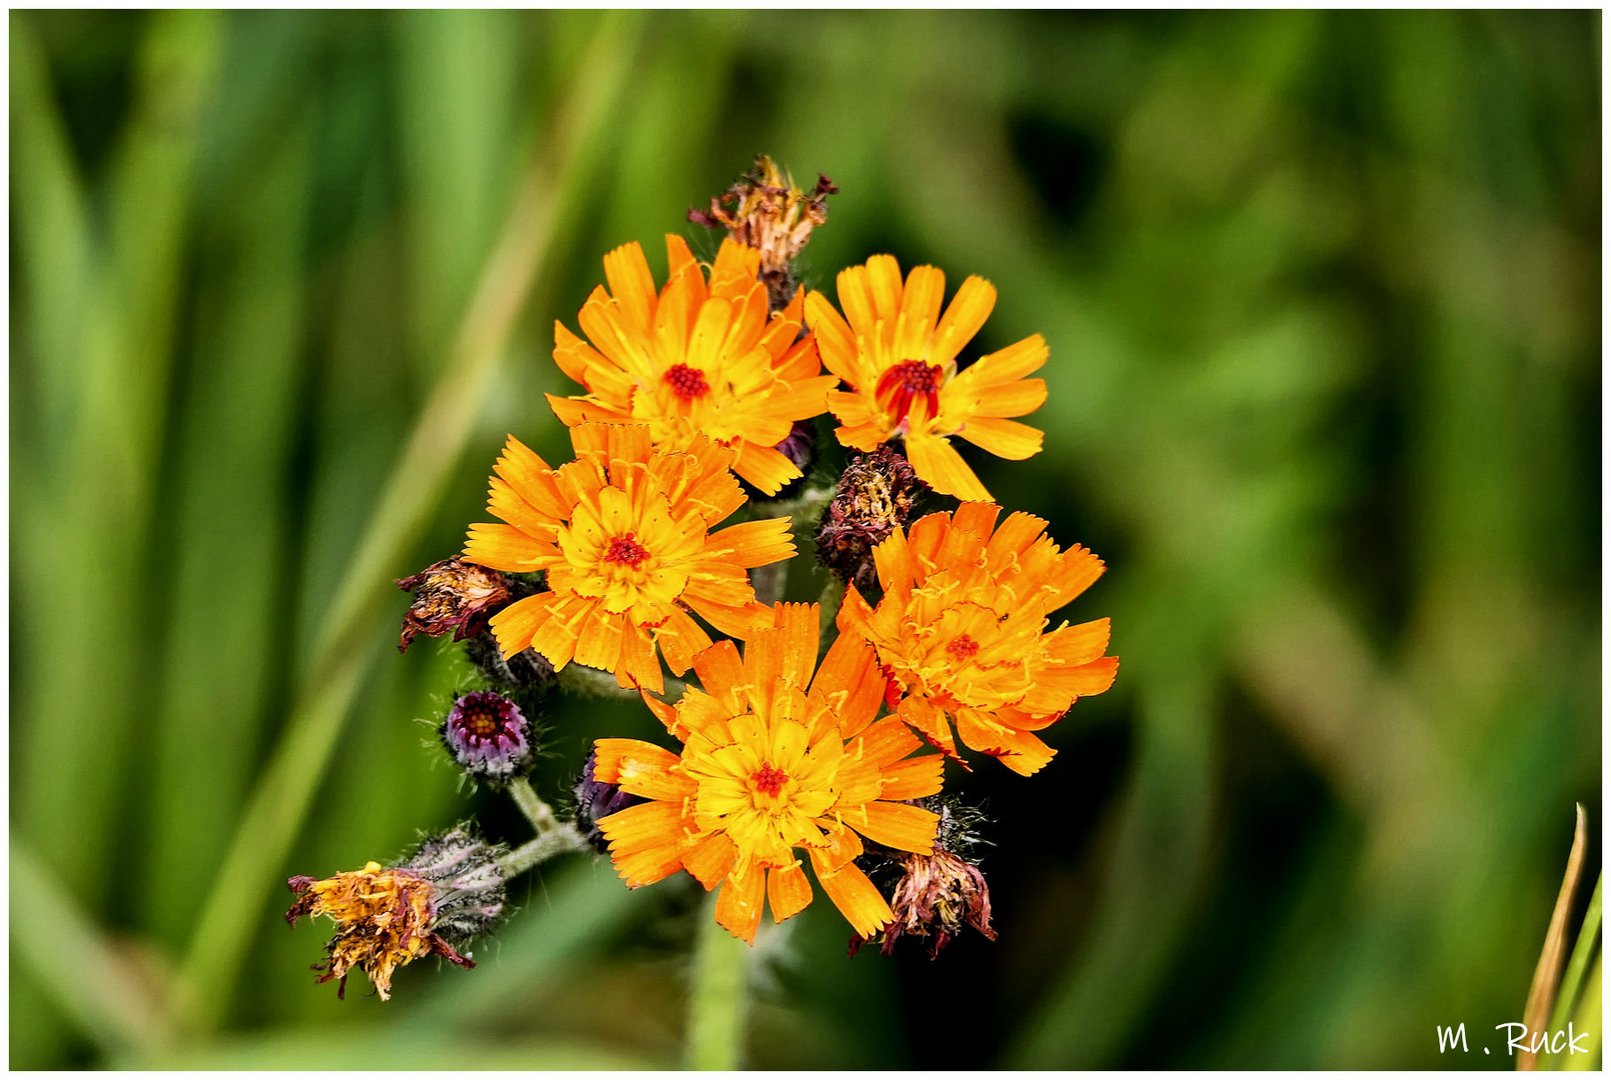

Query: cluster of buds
689;153;837;312
286;828;505;1000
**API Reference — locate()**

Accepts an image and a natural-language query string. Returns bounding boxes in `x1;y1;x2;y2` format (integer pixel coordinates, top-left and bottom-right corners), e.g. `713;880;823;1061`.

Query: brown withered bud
850;847;997;960
815;445;927;594
396;558;511;653
688;154;837;312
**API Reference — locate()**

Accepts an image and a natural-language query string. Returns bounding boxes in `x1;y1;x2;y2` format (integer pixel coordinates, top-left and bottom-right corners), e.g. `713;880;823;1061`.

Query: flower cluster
291;155;1118;1002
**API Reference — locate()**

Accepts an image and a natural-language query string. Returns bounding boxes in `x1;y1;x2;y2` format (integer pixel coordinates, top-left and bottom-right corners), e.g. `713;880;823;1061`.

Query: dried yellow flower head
689;154;837;311
286;831;503;1000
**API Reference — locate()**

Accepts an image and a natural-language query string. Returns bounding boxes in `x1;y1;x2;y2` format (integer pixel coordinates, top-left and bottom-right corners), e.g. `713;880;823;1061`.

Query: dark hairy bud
816;445;927;594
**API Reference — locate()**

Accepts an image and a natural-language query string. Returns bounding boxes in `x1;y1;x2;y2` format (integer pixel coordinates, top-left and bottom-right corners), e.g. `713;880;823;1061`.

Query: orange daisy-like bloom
805;255;1049;501
838;502;1118;777
589;603;945;944
547;235;837;495
462;423;793;693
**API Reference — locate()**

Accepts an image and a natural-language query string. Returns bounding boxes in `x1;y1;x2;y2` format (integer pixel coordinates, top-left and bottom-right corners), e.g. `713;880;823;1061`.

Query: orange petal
805;291;865;388
952;708;1056;776
653;607;713;676
491;593;560;662
905;432;991;501
691;639;746;714
897;694;962;763
714;867;766;944
545;392;631;428
464;522;549;573
878;754;945;801
592;738;694;801
811;822;865;874
1044;618;1111;667
682;832;738;890
615;620;663;693
931;275;997;366
810;632;884;738
955;416;1044;461
809;854;892;938
849;801;938;855
970;333;1049;383
767;862;814;924
704;518;795;570
968;377;1048;418
729;441;803;495
600;800;688;887
849;715;921;767
602;240;657;333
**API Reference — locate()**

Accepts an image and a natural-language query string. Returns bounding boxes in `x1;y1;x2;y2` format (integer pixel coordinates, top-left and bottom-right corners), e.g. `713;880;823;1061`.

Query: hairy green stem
506;776;561;835
684;893;749;1070
558;664;688;700
496;827;587;878
758;483;832;523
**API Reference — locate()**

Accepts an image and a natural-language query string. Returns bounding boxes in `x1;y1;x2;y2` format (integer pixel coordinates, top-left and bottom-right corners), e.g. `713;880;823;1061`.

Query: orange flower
547;235;837;495
589;603;944;944
806;255;1048;501
462;423;793;693
838;502;1118;777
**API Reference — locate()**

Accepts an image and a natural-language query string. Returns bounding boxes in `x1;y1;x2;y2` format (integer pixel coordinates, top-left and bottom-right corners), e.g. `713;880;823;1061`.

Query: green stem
558;663;688;701
817;575;846;637
759;483;832;523
684;892;749;1070
496;827;587;878
506;776;561;835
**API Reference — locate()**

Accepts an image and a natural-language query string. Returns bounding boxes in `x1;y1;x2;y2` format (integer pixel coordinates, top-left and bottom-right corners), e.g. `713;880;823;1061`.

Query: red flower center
467;712;499;737
751;762;789;796
663;363;710;400
604;534;651;568
947;634;980;661
876;360;944;423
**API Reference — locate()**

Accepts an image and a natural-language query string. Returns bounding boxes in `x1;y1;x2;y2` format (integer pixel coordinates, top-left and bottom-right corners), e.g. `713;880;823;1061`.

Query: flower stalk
685;891;750;1071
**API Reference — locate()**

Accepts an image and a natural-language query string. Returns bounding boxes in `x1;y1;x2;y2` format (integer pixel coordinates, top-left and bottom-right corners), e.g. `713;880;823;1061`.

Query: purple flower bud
574;750;646;854
440;691;534;783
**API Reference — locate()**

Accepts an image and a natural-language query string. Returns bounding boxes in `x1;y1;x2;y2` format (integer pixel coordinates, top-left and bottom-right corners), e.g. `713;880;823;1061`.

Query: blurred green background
9;9;1601;1070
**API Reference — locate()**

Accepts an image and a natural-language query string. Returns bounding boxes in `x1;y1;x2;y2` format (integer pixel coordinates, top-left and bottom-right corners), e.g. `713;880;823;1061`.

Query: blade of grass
139;111;316;948
13;9;223;910
1519;804;1589;1069
174;10;646;1035
1543;873;1602;1069
9;839;174;1056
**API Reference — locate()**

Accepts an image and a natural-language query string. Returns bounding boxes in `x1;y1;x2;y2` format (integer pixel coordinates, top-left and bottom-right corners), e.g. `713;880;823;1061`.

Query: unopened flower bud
400;827;507;946
688;154;837;312
776;419;817;475
441;690;534;783
286;828;506;1000
816;445;927;594
573;749;646;854
396;557;511;653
